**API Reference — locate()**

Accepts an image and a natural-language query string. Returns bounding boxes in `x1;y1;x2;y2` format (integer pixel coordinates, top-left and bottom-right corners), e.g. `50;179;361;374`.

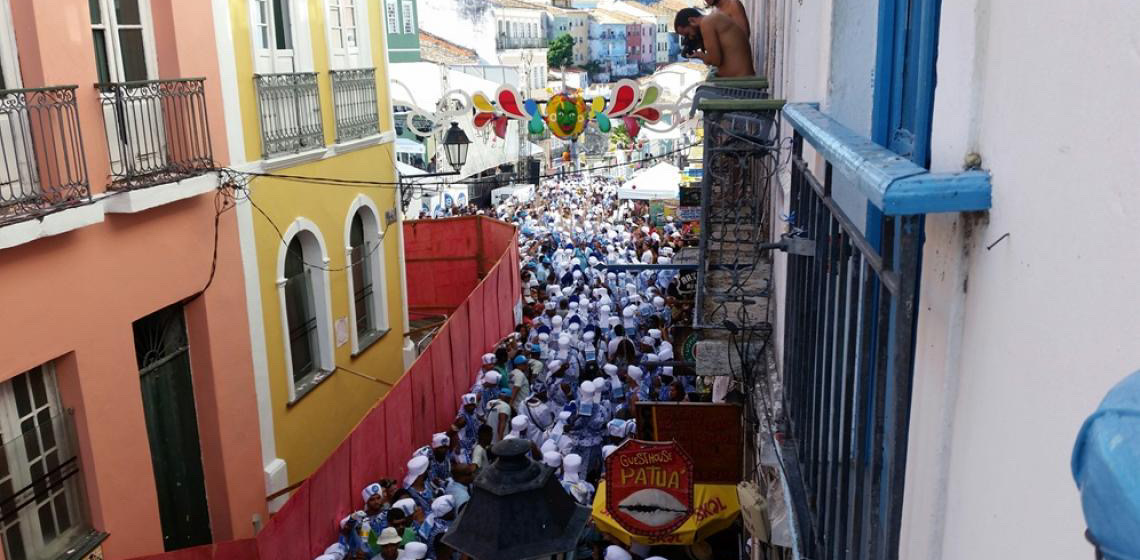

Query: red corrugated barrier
128;217;519;560
404;216;517;320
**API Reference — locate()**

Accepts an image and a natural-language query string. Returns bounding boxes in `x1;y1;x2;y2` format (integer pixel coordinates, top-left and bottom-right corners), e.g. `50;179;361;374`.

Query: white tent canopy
618;162;681;200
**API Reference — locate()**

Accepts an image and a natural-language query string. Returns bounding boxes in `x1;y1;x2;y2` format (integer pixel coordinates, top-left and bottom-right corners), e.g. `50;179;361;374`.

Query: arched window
345;199;389;354
284;236;319;383
277;220;334;402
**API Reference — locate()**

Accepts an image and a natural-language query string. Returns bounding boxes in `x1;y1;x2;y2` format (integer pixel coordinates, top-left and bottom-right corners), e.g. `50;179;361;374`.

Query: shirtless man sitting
706;0;750;39
674;8;755;78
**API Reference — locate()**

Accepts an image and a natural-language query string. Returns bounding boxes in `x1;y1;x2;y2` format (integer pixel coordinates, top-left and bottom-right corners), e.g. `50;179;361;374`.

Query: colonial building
214;0;411;508
0;0;266;557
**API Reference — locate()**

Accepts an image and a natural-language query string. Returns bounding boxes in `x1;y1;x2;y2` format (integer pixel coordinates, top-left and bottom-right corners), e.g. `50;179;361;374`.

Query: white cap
405;455;430;487
603;364;619;375
623;307;635;318
400;542;429;560
641;336;655;346
432;432;450;448
563;453;582;476
579;380;596;396
461;393;477;405
647;353;659;363
608;316;621;327
649;328;662;339
602;444;619;459
393;497;417;515
431;494;455;516
605;545;633;560
548;359;563;372
552;315;564;327
543;451;563;468
539;332;550;341
626;365;643;382
483;371;502;385
541;440;558;454
482;353;496;365
511;415;529;431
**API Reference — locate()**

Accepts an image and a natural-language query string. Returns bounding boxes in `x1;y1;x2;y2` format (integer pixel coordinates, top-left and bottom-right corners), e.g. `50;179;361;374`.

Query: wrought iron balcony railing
495;37;549;50
97;78;214;189
0;86;89;227
330;68;380;143
254;72;325;159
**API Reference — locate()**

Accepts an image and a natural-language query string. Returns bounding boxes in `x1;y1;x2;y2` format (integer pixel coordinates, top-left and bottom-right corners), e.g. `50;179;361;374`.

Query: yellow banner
591;483;740;546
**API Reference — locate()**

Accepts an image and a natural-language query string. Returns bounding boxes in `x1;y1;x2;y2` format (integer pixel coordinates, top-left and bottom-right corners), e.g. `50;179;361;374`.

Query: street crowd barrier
128;217;520;560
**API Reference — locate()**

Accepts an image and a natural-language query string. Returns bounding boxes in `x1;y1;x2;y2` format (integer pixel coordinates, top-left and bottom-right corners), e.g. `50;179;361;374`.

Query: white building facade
755;1;1140;559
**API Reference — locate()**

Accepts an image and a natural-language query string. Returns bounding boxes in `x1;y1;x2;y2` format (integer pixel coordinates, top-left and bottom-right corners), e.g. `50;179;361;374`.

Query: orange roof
418;31;479;65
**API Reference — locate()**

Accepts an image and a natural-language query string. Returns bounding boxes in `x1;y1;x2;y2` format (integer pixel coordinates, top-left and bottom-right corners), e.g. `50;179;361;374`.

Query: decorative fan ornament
470;81;667;141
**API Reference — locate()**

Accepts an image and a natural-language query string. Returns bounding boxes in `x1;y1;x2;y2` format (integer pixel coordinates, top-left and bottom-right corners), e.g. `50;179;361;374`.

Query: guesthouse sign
604;440;695;536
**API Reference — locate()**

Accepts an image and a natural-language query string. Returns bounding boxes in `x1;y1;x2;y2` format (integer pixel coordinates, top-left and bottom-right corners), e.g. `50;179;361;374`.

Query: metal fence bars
98;78;213;189
782;132;921;560
254;73;325;158
0;86;89;227
330;68;379;143
0;410;94;560
694;93;780;331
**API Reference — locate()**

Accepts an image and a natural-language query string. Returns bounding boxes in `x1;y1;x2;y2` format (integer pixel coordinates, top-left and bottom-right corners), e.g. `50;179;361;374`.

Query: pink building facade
0;1;265;559
626;22;642;70
640;21;656;70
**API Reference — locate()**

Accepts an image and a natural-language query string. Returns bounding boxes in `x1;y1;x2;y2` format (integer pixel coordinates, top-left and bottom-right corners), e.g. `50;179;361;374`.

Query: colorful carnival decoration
472;79;668;141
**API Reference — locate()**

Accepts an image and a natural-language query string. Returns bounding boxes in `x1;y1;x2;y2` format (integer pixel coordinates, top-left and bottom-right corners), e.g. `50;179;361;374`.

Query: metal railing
330;68;379;143
0;86;89;227
693;86;782;331
781;120;923;560
254;73;325;159
495;37;549;49
97;78;213;189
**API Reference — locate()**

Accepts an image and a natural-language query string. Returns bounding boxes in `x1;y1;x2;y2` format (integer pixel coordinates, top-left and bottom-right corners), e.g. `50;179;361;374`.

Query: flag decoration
471;80;668;141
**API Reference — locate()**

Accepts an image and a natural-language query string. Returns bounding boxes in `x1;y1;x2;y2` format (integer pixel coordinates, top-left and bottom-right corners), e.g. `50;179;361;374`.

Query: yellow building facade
215;0;413;498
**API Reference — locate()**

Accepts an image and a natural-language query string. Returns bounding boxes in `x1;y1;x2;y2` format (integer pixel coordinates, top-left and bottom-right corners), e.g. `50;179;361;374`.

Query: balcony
0;86;90;227
495;36;549;50
688;79;991;558
329;68;380;143
97;78;214;189
254;73;325;159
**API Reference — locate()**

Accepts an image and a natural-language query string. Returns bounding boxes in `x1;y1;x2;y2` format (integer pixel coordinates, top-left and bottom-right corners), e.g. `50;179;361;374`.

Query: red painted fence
128;217;520;560
403;216;519;320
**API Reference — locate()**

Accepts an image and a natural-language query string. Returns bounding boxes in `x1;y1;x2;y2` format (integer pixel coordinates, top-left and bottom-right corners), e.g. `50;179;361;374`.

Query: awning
591;482;740;547
618;162;681;200
396;137;426;155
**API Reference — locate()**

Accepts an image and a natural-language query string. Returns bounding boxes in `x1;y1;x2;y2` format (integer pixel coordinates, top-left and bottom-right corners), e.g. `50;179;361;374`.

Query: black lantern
443;438;590;560
442;121;471;173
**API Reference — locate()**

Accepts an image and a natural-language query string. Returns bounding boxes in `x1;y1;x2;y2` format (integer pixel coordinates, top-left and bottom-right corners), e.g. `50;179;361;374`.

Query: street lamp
443;438;590;560
443;121;471;173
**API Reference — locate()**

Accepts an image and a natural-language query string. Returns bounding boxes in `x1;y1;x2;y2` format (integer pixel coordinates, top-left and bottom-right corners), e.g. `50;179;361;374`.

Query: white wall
903;2;1140;559
417;0;498;62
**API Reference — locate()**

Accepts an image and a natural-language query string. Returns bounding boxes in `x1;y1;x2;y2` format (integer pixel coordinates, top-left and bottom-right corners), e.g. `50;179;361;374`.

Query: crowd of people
317;176;699;560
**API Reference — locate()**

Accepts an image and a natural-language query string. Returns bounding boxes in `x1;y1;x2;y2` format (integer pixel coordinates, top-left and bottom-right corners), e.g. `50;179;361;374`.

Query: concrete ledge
261;147;331;171
0;201;106;251
103;173;220;214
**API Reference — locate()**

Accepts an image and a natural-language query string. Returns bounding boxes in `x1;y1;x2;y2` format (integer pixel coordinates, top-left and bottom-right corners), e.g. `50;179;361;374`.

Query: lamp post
443;438;590;560
443;121;471;173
